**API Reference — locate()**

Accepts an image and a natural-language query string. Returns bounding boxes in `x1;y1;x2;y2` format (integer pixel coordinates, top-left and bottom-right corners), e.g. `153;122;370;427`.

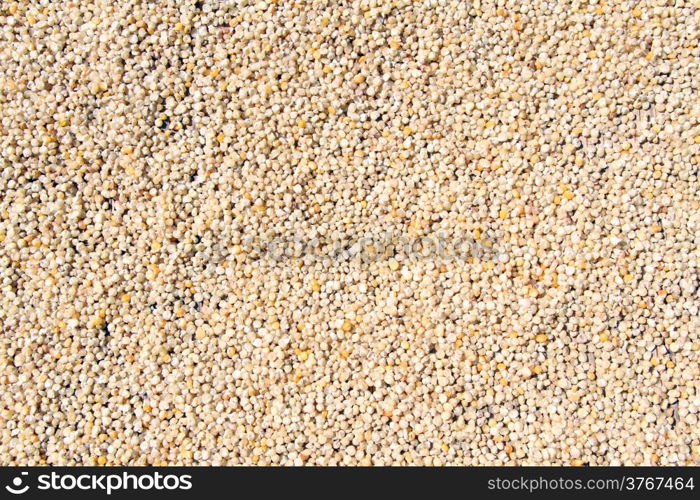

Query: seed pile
1;0;699;466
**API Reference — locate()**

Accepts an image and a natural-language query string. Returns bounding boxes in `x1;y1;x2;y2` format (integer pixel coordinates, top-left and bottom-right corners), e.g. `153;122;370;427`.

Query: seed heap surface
1;0;699;466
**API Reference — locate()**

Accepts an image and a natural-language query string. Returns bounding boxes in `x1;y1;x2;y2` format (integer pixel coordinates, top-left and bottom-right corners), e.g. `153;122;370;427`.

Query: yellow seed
535;334;547;343
298;350;310;362
195;327;206;339
323;65;333;74
599;333;609;342
121;293;131;302
623;273;633;282
632;8;642;18
563;191;574;200
217;133;225;143
388;259;400;271
298;119;306;128
389;41;400;49
341;320;353;332
666;361;675;369
97;456;107;466
499;209;508;219
402;126;414;135
352;74;365;84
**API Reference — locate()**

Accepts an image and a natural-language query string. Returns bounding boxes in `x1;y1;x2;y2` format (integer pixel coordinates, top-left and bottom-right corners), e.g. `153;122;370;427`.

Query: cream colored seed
0;0;696;469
